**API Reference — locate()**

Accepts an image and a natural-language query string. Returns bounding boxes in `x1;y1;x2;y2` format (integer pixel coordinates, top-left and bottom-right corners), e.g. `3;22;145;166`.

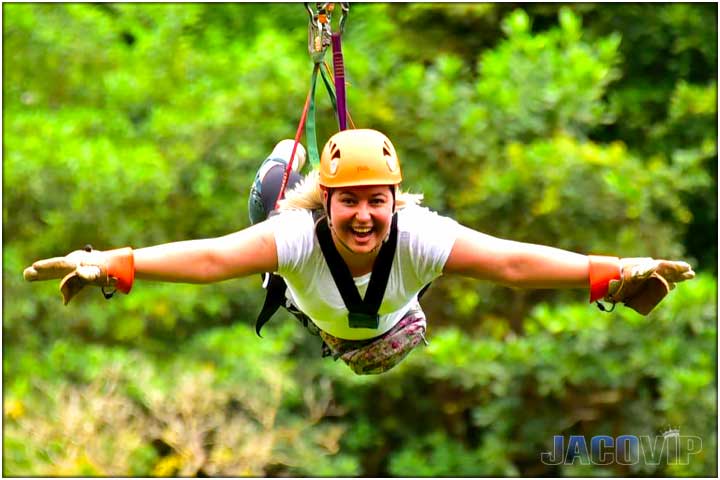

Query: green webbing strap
306;64;321;167
319;64;338;115
306;61;341;168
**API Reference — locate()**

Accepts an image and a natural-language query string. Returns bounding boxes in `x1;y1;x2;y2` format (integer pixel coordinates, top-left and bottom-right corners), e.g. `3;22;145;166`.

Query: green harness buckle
348;312;380;329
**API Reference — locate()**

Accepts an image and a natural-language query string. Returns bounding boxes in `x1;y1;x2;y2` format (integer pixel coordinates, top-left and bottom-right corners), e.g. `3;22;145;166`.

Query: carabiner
338;2;349;34
305;3;317;26
306;2;332;63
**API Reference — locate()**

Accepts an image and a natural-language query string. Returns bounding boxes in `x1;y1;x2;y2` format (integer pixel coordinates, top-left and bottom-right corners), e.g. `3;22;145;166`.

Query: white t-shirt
268;205;460;340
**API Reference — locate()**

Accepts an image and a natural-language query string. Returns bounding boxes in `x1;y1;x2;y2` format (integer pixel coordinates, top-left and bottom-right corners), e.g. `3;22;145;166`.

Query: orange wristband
588;255;621;303
105;247;135;294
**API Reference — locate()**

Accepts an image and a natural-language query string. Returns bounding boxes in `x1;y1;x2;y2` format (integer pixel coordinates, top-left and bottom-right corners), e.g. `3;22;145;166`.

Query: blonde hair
277;169;424;212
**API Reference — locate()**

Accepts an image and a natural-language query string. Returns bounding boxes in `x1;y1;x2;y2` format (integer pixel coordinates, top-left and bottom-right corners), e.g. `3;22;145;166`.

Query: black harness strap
315;213;398;329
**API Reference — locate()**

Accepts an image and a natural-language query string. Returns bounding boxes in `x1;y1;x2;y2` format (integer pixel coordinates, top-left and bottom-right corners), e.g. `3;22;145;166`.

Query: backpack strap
255;209;327;337
315;213;398;329
418;281;432;300
255;273;289;337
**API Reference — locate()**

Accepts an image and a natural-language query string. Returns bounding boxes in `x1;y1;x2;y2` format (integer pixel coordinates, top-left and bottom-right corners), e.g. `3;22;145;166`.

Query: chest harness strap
255;212;433;337
254;213;398;335
315;213;399;329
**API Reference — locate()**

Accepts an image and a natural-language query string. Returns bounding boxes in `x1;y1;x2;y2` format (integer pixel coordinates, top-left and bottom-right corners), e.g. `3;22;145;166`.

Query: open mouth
350;225;373;240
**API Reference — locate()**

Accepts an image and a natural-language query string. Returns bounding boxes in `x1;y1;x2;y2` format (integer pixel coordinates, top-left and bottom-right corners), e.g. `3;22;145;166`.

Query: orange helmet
319;129;402;188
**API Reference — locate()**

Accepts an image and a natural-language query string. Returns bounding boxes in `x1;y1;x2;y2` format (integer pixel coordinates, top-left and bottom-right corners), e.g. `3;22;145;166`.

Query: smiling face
325;185;395;258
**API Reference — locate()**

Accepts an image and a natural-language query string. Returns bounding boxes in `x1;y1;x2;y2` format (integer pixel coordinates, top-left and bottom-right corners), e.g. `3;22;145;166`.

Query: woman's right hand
24;246;134;305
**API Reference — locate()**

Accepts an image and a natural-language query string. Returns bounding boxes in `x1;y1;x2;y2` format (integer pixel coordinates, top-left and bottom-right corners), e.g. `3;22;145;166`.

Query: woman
23;129;695;375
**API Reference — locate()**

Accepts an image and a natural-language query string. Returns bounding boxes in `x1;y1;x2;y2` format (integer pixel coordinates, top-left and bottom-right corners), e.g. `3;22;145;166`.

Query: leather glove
589;256;695;315
23;246;134;305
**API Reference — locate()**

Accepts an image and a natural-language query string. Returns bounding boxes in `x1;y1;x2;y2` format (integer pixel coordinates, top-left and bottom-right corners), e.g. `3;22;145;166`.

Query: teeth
353;226;372;233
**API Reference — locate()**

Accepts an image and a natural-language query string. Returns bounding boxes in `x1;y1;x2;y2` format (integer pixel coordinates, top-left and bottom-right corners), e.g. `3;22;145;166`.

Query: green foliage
477;8;621;141
386;274;716;477
455;134;708;257
3;322;355;477
389;431;502;477
3;3;716;477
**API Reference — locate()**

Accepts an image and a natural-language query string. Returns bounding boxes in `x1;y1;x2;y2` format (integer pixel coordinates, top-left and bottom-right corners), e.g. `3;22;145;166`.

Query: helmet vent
383;141;398;172
383;141;393;157
329;141;341;160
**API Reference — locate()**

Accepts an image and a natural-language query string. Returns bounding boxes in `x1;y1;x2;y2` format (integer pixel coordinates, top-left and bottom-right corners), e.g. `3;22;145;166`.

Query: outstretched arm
134;221;278;283
23;220;279;304
443;225;589;288
443;224;694;315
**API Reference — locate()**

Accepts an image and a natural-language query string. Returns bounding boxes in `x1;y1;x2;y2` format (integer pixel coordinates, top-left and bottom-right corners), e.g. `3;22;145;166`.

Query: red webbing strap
331;31;347;130
588;255;621;303
273;73;315;210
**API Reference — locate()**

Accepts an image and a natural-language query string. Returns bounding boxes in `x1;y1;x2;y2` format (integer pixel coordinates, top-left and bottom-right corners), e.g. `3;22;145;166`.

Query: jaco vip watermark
540;428;702;466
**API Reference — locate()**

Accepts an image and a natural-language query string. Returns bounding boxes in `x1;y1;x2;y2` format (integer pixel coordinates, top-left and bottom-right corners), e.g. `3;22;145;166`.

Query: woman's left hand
605;257;695;314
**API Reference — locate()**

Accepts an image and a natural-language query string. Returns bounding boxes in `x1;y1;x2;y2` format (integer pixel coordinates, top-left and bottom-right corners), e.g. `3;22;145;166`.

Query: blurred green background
3;3;717;477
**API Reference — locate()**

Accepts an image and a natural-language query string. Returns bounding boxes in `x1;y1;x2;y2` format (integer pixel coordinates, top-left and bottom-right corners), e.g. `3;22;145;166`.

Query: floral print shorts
318;304;428;375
